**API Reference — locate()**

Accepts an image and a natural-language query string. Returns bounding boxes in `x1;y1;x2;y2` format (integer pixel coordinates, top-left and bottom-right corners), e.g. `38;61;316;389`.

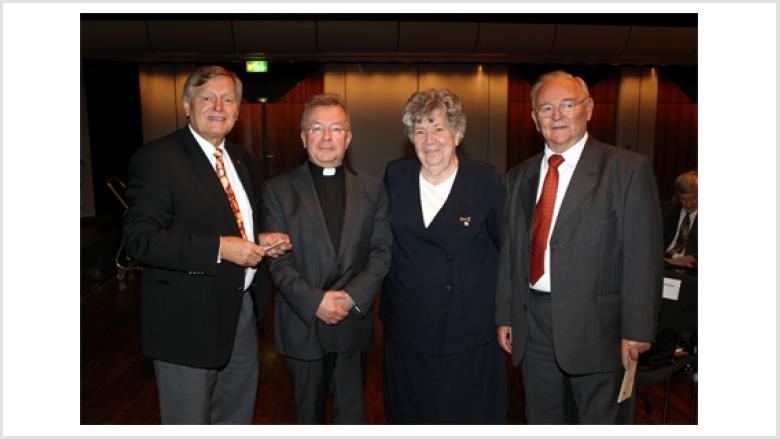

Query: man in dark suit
123;65;291;424
496;70;663;424
261;94;392;424
663;170;698;269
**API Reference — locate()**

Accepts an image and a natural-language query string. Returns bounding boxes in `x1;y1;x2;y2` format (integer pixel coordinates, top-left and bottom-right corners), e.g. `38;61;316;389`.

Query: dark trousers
153;291;259;424
284;351;367;424
522;289;631;424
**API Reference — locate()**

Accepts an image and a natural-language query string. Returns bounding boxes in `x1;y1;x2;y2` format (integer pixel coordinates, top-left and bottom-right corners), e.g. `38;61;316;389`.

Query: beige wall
615;66;659;162
324;63;508;177
138;63;509;179
138;64;196;144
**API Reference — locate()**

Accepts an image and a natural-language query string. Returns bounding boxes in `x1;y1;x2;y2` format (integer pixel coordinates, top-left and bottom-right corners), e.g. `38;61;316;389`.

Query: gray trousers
284;351;366;424
521;289;632;424
153;291;259;424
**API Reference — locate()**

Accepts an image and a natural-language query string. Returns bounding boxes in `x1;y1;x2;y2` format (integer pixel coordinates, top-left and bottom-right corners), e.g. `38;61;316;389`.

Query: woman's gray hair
401;89;466;140
182;65;243;104
300;94;351;130
530;70;590;109
674;170;698;194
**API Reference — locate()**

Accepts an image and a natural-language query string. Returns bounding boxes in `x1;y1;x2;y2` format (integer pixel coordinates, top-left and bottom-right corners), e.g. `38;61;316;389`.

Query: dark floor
80;270;697;425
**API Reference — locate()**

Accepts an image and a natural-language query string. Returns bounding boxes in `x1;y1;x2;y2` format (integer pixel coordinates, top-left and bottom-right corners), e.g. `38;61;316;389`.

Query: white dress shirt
189;124;256;290
530;132;588;292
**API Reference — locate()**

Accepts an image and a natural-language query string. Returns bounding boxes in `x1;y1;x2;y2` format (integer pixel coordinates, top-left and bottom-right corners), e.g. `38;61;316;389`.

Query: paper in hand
263;240;289;251
617;355;638;403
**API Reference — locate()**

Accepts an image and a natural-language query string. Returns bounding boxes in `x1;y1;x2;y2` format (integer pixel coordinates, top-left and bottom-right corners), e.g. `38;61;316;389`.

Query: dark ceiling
81;13;697;65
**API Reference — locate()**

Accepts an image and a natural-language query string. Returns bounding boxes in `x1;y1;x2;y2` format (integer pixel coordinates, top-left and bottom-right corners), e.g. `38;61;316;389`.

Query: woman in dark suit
381;89;507;424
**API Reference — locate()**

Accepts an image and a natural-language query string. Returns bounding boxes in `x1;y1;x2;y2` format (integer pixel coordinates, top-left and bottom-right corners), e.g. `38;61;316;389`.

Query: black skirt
383;335;508;424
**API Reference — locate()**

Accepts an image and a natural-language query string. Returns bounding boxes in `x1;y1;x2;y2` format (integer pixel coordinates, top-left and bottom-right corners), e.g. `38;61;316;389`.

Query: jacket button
237;286;243;291
447;255;454;261
446;285;452;291
522;304;528;311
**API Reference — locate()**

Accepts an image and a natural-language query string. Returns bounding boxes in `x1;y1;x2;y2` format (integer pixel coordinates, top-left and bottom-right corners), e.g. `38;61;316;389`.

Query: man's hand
219;236;265;267
664;255;697;268
333;290;356;311
257;232;293;258
497;325;513;354
315;291;350;325
621;338;652;369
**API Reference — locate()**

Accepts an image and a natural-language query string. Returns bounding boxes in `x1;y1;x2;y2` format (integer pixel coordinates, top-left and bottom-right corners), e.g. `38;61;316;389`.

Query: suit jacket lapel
551;138;600;241
292;163;337;257
180;129;239;232
225;142;256;238
521;155;543;237
225;142;254;201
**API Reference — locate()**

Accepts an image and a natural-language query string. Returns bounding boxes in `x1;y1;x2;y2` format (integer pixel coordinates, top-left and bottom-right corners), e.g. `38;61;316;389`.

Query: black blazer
123;127;271;368
662;201;698;259
496;137;663;374
262;163;392;361
382;155;505;355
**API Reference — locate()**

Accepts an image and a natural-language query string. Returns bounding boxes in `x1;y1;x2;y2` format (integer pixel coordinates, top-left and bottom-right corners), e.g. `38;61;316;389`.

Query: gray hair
300;94;351;130
530;70;590;109
674;170;698;194
401;89;466;141
182;65;243;104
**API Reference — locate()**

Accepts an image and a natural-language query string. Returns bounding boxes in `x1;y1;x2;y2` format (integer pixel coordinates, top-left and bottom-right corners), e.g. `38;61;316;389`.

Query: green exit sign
246;61;268;73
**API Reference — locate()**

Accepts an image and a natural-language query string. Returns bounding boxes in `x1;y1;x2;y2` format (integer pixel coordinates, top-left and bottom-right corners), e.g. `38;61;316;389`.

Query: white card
662;277;682;301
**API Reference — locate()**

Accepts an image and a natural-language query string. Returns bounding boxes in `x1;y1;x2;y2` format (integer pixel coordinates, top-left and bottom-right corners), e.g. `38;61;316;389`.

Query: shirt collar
543;132;588;170
188;124;226;156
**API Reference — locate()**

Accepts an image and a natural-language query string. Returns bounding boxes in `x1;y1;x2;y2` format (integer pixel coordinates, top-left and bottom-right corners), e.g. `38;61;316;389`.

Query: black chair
635;269;697;424
106;177;142;279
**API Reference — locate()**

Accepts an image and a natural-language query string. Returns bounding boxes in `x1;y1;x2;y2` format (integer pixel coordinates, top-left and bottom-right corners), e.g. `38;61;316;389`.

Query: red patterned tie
213;147;248;240
530;154;565;285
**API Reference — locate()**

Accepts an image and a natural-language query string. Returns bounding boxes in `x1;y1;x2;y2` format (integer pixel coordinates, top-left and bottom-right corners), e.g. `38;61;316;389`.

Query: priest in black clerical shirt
261;94;392;424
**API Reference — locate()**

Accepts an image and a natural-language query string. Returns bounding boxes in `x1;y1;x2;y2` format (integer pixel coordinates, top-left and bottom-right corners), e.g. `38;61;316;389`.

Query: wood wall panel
227;69;324;194
653;73;698;200
588;72;618;146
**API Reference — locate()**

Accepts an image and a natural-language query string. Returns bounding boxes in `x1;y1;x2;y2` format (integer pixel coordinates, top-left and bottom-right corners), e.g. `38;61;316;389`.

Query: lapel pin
459;216;471;227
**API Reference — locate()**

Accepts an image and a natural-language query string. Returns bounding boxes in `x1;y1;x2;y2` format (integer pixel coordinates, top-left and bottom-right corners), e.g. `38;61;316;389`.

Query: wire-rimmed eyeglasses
535;97;589;119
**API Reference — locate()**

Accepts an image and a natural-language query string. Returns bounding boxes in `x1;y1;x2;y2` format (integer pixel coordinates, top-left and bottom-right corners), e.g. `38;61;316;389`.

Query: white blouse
419;168;458;228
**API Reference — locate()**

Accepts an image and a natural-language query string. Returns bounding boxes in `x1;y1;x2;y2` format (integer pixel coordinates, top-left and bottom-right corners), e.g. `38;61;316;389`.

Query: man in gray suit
496;70;663;424
261;94;392;424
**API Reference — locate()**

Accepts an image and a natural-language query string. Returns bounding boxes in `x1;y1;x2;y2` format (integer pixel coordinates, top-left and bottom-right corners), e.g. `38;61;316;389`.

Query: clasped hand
316;291;355;325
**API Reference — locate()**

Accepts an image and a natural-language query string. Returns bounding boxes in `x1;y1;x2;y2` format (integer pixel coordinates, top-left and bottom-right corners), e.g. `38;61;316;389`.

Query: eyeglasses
306;123;348;136
535;97;589;119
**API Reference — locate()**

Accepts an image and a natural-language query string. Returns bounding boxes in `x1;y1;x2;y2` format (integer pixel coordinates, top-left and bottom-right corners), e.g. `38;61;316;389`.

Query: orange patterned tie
213;147;248;240
530;154;564;285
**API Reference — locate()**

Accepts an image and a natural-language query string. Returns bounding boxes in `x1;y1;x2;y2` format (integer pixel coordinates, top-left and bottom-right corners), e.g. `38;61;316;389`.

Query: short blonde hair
182;65;242;104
